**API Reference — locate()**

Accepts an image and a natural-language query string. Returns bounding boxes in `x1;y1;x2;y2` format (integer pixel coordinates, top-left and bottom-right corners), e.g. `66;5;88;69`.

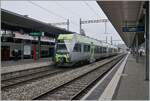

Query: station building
1;30;55;61
1;9;72;61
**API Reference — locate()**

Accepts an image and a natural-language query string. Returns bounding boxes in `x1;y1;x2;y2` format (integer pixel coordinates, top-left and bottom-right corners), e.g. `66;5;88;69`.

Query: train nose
55;54;70;64
60;57;66;64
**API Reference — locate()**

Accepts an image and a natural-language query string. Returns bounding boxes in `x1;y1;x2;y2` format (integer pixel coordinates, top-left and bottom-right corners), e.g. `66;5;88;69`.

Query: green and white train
54;34;119;66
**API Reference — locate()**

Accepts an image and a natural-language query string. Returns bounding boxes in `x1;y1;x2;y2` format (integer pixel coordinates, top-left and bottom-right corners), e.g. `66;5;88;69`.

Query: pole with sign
38;36;41;60
30;32;44;60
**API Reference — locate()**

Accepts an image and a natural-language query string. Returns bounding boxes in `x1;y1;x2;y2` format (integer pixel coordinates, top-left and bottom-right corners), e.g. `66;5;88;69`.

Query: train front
54;34;74;66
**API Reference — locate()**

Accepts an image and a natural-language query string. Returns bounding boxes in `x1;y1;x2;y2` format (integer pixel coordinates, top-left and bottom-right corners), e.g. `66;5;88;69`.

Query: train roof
58;34;118;48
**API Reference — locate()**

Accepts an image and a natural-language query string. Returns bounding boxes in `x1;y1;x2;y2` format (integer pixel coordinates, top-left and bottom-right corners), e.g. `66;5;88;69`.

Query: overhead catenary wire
55;1;81;18
28;0;67;20
83;1;100;18
54;2;79;26
28;0;79;29
54;2;81;27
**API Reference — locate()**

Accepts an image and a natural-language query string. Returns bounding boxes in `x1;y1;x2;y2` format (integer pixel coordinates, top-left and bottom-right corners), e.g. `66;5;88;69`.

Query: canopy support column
145;1;149;80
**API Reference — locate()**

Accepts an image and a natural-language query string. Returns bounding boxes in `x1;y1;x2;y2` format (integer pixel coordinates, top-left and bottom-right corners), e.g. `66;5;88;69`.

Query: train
54;33;119;66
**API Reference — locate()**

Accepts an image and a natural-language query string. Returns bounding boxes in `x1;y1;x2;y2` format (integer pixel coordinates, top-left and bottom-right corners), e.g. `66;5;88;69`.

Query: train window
99;47;102;53
87;45;90;52
108;48;112;53
57;43;67;51
94;46;97;53
96;46;99;53
94;46;100;53
101;47;103;53
99;47;101;53
103;47;107;53
101;47;104;53
84;45;86;52
97;47;99;53
84;45;90;52
73;43;81;52
97;46;99;53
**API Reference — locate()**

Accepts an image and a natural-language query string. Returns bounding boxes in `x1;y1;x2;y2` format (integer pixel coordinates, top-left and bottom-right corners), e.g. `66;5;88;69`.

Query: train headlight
65;54;71;62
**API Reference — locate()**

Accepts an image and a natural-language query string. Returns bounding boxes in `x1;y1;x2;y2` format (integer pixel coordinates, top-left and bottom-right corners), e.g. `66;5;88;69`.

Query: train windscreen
56;43;68;53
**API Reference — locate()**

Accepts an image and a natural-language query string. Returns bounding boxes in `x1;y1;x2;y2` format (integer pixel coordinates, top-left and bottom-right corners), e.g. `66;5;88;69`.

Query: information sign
122;26;144;32
24;45;31;55
30;32;44;36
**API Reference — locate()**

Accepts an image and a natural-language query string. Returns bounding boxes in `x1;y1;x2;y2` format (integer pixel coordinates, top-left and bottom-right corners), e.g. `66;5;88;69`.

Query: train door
89;42;95;63
1;46;10;61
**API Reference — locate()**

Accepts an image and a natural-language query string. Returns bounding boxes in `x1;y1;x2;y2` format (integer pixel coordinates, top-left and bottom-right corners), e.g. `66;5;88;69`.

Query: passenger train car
55;34;119;66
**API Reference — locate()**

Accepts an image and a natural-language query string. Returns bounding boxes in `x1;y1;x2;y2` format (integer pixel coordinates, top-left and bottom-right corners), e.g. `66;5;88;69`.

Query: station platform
1;58;54;74
113;54;149;100
82;53;149;100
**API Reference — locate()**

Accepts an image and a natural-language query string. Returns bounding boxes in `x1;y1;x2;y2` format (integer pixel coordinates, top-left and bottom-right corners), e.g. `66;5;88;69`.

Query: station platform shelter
97;1;149;80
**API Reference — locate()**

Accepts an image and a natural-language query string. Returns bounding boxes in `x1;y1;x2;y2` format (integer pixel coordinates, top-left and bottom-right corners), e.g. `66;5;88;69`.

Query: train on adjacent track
54;33;120;66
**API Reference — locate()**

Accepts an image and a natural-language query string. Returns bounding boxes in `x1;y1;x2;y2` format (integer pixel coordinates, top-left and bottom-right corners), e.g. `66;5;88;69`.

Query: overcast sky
1;1;124;45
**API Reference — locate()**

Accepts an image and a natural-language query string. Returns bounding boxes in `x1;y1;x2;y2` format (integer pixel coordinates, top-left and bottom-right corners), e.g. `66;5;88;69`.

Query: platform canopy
1;9;72;37
97;1;145;48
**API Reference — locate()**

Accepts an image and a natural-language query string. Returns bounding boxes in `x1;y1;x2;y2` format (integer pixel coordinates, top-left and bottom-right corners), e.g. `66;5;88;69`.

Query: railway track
1;56;114;90
1;65;54;81
2;54;125;100
33;54;125;100
1;69;68;89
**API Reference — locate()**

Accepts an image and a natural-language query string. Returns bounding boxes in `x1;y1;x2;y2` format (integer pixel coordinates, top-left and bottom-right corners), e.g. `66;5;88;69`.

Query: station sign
30;32;44;36
122;26;144;32
2;33;15;37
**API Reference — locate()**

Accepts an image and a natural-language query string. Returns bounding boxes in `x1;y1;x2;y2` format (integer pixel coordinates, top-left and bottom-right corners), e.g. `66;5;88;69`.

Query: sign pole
111;36;113;45
67;19;69;31
33;44;36;62
21;39;24;61
38;36;41;61
79;18;82;34
136;33;139;63
106;36;107;43
30;32;43;61
105;21;107;34
145;1;149;80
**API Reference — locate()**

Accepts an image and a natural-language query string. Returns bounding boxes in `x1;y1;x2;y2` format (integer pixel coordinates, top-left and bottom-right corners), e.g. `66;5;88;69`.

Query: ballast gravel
2;56;118;100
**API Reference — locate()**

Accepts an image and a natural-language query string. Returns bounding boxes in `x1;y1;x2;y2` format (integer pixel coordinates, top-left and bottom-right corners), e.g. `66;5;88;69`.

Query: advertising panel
24;45;31;55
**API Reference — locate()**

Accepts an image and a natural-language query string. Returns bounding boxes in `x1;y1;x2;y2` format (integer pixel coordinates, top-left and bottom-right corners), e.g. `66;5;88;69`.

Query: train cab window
56;43;67;52
73;43;81;52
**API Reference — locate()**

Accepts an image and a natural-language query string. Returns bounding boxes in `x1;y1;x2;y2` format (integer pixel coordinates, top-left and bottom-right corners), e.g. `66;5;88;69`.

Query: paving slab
113;54;149;100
